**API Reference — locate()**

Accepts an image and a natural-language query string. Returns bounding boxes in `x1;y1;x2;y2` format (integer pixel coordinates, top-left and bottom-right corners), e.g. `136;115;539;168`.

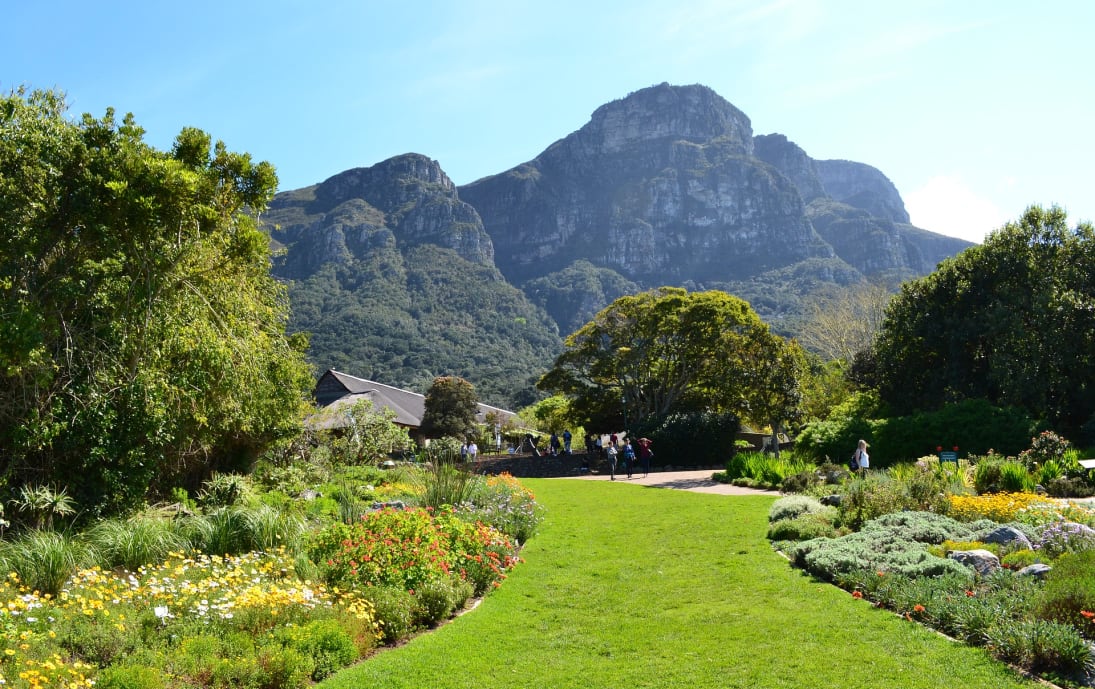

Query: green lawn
320;479;1039;689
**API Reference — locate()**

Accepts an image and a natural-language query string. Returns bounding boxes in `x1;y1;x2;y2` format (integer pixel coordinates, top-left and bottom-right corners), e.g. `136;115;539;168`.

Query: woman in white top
854;439;870;471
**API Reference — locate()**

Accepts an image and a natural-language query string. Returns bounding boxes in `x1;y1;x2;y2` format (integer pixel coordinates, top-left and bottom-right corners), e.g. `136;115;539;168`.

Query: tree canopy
870;205;1095;441
538;287;801;432
420;376;480;439
0;88;313;516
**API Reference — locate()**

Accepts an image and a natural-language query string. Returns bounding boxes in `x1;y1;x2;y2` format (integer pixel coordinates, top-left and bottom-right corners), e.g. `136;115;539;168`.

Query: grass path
321;479;1038;688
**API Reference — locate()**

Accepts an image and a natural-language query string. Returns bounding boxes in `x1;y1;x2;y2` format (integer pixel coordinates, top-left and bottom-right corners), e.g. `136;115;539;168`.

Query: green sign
939;451;958;464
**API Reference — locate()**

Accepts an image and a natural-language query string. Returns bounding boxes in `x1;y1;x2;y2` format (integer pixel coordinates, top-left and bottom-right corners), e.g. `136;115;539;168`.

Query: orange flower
913;604;926;613
965;590;976;597
852;590;863;599
1081;610;1095;619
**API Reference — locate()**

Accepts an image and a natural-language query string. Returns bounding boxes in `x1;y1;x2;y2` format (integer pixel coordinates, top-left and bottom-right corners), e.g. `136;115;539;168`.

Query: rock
948;549;1001;576
981;526;1033;551
820;494;842;507
815;159;910;224
1015;563;1052;578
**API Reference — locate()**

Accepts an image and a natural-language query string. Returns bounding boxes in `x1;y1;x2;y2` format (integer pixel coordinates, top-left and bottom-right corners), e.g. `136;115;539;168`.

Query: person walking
562;429;573;454
852;439;870;473
636;437;653;478
621;440;636;479
607;443;619;480
549;431;561;457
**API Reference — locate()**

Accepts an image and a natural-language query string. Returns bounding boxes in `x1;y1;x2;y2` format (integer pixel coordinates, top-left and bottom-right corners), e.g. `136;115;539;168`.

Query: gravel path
561;468;776;496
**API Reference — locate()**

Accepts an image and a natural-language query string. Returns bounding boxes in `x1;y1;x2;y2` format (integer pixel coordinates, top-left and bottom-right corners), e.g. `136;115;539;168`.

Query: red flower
913;604;926;613
1081;610;1095;619
965;590;976;597
852;590;863;599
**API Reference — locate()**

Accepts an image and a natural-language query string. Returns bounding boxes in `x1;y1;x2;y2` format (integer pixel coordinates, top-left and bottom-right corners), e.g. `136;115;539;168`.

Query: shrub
460;472;545;544
837;473;908;530
412;576;474;627
1019;431;1072;471
275;618;358;681
362;585;416;644
1035;550;1095;629
1033;522;1095;559
632;410;740;467
768;495;830;523
1046;476;1095;499
94;665;168;689
862;512;976;545
1001;549;1044;570
791;530;969;581
767;513;838;541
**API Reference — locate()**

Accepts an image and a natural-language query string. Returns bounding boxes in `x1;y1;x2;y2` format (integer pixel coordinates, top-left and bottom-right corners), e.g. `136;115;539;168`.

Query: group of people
596;434;652;480
459;440;479;461
548;429;573;456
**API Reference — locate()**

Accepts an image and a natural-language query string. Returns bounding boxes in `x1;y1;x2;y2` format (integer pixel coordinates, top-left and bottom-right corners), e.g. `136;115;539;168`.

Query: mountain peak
583;82;754;156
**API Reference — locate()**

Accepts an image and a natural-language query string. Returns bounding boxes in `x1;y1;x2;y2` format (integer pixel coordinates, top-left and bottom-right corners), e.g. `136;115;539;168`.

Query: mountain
262;83;973;403
264;154;561;408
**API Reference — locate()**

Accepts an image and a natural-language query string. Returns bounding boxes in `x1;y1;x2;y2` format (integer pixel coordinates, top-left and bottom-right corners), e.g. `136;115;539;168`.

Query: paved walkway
562;468;776;496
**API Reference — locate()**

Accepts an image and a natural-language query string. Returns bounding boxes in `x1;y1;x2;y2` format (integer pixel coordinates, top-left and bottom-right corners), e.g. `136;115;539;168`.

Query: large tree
420;376;480;439
0;88;313;516
539;287;799;432
871;205;1095;439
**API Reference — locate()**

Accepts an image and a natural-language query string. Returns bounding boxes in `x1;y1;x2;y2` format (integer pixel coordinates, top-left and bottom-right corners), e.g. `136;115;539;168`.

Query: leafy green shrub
412;576;474;627
1036;550;1095;627
1001;549;1044;570
275;619;358;681
725;452;811;489
837;473;908;530
632;410;740;467
768;495;830;523
94;665;168;689
1046;476;1095;498
1019;431;1072;470
767;513;838;541
362;585;416;644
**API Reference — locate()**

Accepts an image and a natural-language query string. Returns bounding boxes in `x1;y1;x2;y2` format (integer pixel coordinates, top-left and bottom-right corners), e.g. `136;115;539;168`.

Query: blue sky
5;0;1092;243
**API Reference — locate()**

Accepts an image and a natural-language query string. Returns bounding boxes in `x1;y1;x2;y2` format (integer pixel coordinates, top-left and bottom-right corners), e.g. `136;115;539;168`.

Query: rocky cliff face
460;83;834;287
753;134;826;204
815;159;911;224
262;83;975;399
267;153;494;278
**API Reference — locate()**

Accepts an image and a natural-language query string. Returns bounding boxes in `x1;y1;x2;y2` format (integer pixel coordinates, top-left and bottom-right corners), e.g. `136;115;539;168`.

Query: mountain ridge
262;83;972;406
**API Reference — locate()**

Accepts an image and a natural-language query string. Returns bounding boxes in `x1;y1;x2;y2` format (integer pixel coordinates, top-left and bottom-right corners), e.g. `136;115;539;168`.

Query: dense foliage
539;287;801;433
870;205;1095;442
420;376;479;439
0;89;313;517
283;243;560;410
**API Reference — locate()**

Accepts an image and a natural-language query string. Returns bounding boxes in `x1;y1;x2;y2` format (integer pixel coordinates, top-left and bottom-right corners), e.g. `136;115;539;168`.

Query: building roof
310;369;516;431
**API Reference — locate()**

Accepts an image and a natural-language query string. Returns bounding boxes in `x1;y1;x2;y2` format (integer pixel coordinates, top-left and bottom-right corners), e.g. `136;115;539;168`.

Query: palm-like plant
11;485;77;531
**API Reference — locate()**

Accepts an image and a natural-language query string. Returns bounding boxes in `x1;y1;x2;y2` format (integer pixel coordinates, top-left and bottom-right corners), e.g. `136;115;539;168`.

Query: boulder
981;526;1033;551
948;549;1001;576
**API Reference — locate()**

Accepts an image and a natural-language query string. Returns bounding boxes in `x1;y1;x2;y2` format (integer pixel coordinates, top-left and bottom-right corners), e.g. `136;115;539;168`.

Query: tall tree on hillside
538;287;799;431
870;205;1095;440
0;88;313;517
797;282;893;363
420;376;480;439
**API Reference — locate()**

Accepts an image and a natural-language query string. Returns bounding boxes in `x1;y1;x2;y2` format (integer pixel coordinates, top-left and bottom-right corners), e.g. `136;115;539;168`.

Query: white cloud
904;175;1008;244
